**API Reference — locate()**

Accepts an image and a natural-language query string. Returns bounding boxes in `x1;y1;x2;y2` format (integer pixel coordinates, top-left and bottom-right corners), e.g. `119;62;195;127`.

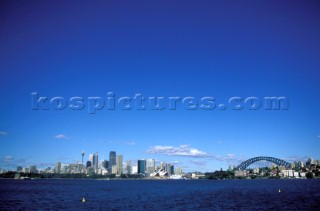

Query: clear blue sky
1;0;320;172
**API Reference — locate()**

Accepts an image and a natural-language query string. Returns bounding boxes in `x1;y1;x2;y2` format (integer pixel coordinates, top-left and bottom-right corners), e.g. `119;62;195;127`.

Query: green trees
306;172;313;179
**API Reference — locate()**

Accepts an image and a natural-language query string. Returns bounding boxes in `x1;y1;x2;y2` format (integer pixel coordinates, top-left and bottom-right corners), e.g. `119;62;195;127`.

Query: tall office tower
89;154;93;165
170;165;174;175
132;165;138;174
81;150;85;164
160;162;164;170
116;154;123;175
112;165;118;174
306;157;315;165
146;159;155;174
109;151;116;168
30;165;38;173
298;161;304;168
104;160;109;169
126;160;132;174
174;166;183;175
138;160;146;174
89;153;99;172
165;163;171;175
93;153;98;171
99;160;108;169
54;162;61;174
86;161;91;168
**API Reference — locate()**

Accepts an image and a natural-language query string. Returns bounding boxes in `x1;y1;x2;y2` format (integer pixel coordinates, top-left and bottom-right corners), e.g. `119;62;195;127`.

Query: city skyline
5;149;319;178
1;1;320;172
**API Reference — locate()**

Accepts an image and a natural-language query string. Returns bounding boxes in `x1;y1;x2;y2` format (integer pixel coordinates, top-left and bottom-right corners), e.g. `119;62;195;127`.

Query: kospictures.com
31;92;289;114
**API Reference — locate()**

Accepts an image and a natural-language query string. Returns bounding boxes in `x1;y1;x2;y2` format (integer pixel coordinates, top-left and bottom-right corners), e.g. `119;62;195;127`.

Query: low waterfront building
234;170;246;177
281;170;294;177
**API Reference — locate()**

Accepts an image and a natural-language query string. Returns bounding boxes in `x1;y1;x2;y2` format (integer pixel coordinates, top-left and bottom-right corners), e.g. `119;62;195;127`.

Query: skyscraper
99;160;108;169
109;151;116;166
109;151;116;173
138;160;146;174
116;154;123;175
86;161;91;168
54;162;61;174
160;162;164;170
89;154;93;164
146;159;155;174
165;163;171;175
89;153;98;172
170;165;174;175
126;160;132;174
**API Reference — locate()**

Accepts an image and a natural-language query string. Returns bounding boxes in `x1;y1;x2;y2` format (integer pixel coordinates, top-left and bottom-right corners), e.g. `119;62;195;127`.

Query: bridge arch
236;156;291;170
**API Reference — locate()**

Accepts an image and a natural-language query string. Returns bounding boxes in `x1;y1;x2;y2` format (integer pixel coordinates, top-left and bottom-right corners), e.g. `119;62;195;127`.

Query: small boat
20;177;31;180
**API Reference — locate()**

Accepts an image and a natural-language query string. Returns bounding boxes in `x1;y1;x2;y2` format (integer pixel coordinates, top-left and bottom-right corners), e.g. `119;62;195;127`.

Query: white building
281;170;294;177
60;164;69;173
132;165;138;174
126;160;132;174
89;153;99;173
112;165;117;174
174;166;183;175
235;170;246;177
146;159;155;174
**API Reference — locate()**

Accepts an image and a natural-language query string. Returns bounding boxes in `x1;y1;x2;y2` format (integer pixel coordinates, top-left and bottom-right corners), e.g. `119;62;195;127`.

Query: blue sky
1;0;320;172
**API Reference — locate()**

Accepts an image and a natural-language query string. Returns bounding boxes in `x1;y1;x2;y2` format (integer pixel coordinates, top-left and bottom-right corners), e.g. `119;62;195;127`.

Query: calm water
0;179;319;210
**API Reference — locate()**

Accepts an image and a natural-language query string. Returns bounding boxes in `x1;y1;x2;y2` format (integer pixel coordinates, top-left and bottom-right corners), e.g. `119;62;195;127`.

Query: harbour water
0;179;319;210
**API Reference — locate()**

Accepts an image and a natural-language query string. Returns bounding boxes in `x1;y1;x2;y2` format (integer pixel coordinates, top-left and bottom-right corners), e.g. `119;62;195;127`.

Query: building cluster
11;150;183;177
231;157;320;178
3;155;319;179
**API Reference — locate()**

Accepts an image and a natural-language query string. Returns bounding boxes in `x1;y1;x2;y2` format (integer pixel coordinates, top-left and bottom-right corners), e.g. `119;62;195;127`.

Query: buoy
278;189;281;193
82;197;86;203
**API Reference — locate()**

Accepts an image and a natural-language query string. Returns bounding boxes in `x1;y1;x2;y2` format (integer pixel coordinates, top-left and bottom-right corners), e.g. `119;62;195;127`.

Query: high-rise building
54;162;61;174
86;161;92;168
126;160;132;174
165;163;171;175
306;157;315;165
138;160;146;174
112;165;117;174
104;160;109;169
22;167;30;173
109;151;116;172
30;165;38;173
60;164;69;173
89;154;93;165
146;159;155;174
174;166;183;175
99;160;108;169
89;153;99;172
160;162;164;170
116;155;123;175
132;165;138;174
170;165;174;175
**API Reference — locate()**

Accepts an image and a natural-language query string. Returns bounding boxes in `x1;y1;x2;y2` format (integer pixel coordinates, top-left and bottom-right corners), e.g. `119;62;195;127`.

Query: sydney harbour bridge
236;156;291;170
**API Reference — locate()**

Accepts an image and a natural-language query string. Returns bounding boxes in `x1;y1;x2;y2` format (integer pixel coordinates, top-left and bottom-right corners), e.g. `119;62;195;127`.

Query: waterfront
0;179;319;210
